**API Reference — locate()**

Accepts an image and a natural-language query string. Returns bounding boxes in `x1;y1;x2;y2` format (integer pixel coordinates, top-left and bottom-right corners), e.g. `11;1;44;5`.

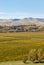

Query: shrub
29;49;37;62
28;48;43;63
23;56;28;63
37;48;43;62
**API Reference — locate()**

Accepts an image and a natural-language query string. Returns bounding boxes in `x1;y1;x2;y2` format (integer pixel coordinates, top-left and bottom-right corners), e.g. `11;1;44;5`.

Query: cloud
0;12;30;19
0;12;44;19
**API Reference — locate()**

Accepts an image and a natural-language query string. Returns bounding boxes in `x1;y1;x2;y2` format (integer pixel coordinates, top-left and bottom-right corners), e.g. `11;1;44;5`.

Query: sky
0;0;44;19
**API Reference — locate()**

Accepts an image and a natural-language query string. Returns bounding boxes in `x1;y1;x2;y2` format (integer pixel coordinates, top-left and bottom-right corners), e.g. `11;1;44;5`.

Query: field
0;61;44;65
0;32;44;62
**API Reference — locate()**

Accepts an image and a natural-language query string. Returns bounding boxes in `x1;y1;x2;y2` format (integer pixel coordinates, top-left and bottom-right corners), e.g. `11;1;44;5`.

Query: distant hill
11;19;20;21
0;18;44;26
0;18;44;32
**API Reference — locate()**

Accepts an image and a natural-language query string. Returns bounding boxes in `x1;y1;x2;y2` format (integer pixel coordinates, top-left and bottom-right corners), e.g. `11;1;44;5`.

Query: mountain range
0;18;44;26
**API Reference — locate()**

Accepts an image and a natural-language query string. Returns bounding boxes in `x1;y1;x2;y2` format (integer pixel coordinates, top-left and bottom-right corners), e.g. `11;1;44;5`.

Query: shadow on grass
23;61;44;64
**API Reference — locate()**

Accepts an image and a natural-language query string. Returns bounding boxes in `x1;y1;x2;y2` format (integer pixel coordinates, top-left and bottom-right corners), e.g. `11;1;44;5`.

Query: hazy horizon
0;0;44;19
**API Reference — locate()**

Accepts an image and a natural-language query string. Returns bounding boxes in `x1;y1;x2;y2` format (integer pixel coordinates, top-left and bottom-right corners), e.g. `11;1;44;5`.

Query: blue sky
0;0;44;19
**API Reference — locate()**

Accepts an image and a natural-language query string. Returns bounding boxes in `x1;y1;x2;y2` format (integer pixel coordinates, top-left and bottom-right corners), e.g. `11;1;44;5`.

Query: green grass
0;32;44;61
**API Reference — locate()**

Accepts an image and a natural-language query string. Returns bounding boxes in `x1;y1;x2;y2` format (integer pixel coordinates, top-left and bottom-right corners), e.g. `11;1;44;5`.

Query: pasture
0;32;44;61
